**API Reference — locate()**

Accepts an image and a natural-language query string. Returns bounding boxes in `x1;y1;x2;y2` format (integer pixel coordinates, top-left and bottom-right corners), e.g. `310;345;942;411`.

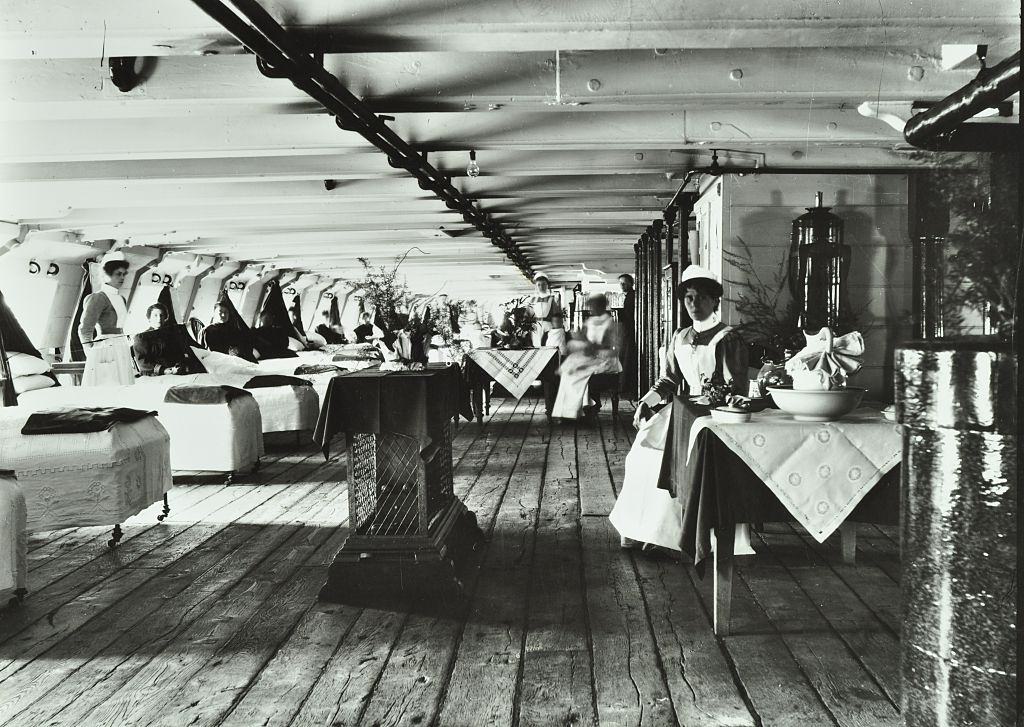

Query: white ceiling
0;0;1018;298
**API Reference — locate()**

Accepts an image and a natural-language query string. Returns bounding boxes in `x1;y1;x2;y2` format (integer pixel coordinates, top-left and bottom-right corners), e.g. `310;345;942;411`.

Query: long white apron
82;289;135;386
609;325;753;554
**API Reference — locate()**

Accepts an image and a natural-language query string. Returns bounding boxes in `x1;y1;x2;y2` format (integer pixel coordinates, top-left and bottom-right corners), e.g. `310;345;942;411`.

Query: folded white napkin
786;327;864;390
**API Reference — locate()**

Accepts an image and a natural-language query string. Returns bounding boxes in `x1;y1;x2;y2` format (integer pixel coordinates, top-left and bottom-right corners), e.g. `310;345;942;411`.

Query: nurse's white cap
679;264;718;284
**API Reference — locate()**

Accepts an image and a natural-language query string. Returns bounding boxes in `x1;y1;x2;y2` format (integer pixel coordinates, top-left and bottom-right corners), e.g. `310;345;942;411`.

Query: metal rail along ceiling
189;0;534;280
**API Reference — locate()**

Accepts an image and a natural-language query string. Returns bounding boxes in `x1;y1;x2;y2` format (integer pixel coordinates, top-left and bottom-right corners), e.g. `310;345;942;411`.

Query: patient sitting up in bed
314;310;348;344
202;301;258;362
132;303;205;376
252;312;299;360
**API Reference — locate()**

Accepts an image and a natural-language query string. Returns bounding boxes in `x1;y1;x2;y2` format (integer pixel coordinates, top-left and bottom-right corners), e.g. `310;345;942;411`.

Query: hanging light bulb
466;150;480;178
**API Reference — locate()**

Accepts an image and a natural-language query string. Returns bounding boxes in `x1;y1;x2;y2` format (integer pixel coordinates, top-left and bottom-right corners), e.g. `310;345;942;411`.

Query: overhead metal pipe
189;0;534;278
904;50;1021;152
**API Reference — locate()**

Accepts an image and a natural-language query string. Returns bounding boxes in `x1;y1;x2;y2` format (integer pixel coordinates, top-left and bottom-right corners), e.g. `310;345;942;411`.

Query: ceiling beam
1;0;1015;58
0;49;986;119
0;108;920;163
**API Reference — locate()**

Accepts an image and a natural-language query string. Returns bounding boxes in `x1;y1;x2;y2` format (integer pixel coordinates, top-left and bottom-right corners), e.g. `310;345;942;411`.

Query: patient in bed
132;303;205;376
202;301;258;362
252;312;299;360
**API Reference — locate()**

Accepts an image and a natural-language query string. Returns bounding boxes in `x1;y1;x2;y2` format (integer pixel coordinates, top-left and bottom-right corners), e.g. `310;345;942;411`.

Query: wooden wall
696;173;911;400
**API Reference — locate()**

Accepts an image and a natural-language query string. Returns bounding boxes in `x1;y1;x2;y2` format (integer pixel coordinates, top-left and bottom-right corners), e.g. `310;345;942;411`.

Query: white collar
691;313;720;333
101;283;122;298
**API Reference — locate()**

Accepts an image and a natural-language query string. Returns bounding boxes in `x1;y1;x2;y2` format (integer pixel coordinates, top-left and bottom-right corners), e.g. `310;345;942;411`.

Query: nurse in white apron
79;259;136;386
610;264;753;554
529;274;566;351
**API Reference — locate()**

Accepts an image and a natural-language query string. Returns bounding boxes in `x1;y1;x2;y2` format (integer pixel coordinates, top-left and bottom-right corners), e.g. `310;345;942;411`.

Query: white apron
530;294;563;348
608;405;682;549
609;324;753;554
82;288;135;386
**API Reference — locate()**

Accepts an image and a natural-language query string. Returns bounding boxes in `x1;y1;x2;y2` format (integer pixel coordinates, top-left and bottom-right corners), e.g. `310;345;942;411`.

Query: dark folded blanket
22;407;156;435
294;364;342;376
243;375;312;389
164;384;252;404
332;350;382;362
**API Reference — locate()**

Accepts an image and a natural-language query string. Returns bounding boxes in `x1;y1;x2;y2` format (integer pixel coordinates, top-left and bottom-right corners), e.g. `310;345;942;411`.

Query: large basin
767;387;866;422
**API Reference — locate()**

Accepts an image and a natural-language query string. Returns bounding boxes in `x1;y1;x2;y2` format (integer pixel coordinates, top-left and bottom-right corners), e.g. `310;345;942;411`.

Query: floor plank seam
0;472;346;700
787;526;901;640
572;422;603;727
508;404;550;727
429;398;542;727
40;486;350;727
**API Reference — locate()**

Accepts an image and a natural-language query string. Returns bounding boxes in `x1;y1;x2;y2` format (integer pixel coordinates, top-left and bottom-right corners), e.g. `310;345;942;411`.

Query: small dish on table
711;407;751;424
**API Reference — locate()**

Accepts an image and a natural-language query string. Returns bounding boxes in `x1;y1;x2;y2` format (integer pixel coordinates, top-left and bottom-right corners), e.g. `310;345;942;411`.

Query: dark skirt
656;395;711;496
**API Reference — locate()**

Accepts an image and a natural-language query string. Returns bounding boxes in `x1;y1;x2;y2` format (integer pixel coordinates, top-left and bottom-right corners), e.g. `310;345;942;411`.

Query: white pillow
287;336;304;352
192;347;261;375
13;373;55;394
7;352;50;378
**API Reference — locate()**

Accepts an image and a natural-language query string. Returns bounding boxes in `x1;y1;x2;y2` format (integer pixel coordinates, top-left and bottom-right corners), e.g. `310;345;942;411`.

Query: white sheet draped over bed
0;410;172;531
134;373;318;435
16;383;263;475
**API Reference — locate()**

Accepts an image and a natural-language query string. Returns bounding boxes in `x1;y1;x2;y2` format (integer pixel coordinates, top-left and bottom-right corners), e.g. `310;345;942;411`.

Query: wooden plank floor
0;397;902;727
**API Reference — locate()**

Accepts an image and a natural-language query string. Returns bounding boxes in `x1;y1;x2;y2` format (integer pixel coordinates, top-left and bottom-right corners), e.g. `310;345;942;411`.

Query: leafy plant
722;237;803;361
724;235;871;362
348;255;411;330
925;156;1018;339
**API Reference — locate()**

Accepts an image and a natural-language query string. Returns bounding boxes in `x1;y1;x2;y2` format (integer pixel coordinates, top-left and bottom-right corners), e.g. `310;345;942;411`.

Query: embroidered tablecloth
466;348;558;401
686;408;902;542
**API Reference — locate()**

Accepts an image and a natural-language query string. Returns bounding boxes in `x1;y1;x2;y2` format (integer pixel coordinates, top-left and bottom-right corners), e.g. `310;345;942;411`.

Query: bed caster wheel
13;588;27;603
156;494;170;522
107;524;123;549
224;473;234;485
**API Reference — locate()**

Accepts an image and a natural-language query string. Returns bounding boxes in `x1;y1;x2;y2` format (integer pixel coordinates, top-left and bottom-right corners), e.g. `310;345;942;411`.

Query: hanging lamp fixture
466;150;480;178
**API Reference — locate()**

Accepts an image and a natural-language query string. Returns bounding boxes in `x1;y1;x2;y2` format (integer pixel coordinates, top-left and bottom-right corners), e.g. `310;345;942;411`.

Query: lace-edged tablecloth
686;408;902;542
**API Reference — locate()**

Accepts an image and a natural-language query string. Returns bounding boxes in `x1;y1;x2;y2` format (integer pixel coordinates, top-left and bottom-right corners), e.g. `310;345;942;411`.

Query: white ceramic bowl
767;387;866;422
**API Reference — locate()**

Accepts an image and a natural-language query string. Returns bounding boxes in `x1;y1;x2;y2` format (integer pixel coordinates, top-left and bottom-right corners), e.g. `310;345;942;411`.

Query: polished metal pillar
895;340;1017;726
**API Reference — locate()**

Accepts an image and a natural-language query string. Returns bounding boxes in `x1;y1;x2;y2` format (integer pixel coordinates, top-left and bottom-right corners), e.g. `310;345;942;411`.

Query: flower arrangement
496;306;536;350
700;373;732;408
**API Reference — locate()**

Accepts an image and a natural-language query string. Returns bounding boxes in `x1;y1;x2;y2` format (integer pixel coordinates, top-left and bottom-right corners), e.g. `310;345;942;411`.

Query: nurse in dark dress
610;264;752;553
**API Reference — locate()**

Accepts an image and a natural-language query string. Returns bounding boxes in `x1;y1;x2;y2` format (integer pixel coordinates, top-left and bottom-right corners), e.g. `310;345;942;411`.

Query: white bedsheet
0;474;26;602
136;373;318;434
16;383;263;474
0;410;171;532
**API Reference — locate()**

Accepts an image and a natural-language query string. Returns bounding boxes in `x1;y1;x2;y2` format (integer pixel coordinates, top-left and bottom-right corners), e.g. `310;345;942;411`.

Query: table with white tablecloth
464;348;559;421
679;408;902;635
